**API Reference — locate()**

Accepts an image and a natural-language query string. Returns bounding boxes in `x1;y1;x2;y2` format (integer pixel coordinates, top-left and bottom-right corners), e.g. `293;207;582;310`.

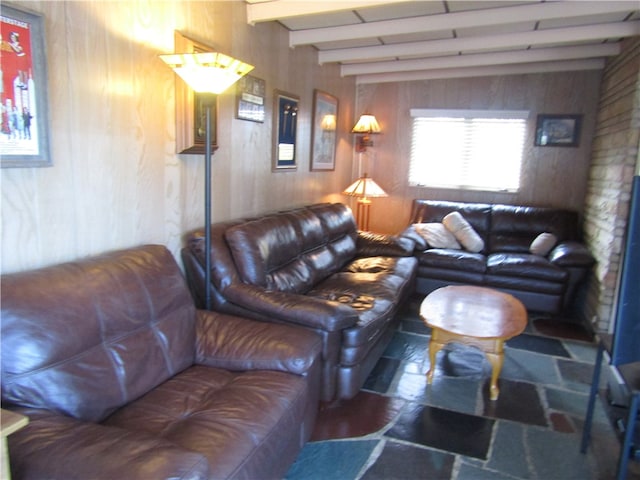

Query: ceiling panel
247;0;640;84
356;1;446;22
278;10;361;30
380;29;454;45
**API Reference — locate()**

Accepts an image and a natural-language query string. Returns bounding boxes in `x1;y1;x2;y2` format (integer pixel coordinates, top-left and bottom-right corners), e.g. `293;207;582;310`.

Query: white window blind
409;109;529;192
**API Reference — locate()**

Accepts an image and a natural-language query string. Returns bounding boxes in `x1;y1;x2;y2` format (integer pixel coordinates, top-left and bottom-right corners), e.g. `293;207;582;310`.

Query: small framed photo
535;114;582;147
272;90;298;171
236;75;265;123
310;89;338;171
1;3;51;168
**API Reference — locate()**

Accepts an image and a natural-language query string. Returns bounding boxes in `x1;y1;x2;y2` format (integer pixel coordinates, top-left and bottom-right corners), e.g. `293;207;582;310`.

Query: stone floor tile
285;440;378;480
360;439;455;480
385;402;495;460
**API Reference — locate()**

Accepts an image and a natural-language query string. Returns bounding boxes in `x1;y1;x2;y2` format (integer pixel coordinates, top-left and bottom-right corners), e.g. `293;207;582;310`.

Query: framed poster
1;3;51;168
535;114;582;147
173;31;217;154
272;90;298;171
236;75;265;122
310;89;338;171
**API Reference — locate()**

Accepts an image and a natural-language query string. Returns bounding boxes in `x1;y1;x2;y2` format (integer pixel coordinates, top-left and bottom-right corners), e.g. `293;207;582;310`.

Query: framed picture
535;114;582;147
310;89;338;171
1;3;51;168
236;75;265;123
272;90;298;171
173;31;217;155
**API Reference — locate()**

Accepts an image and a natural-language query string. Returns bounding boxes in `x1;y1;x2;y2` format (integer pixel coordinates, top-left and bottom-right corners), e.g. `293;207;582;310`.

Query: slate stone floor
285;295;640;480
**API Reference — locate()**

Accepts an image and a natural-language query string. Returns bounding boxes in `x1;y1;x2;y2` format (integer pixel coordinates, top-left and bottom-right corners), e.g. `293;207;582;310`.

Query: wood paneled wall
1;1;356;273
355;71;602;234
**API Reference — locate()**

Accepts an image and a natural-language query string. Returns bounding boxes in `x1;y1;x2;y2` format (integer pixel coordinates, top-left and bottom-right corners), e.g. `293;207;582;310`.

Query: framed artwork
1;3;51;168
173;31;217;154
310;89;338;171
236;75;265;122
272;90;298;171
535;114;582;147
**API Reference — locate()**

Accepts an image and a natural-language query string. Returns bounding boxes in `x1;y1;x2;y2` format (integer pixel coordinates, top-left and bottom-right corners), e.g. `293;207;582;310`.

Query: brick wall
583;37;640;331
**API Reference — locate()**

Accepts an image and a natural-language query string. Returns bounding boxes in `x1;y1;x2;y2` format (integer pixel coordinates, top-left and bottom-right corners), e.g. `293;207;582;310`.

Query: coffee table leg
426;337;444;384
485;351;504;400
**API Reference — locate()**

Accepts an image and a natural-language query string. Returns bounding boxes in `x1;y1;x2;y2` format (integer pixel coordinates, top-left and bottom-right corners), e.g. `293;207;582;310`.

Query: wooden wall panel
356;71;602;234
1;1;355;273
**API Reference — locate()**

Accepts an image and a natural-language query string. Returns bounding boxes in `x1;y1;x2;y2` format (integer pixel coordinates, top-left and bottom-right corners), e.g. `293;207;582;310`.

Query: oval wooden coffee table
420;285;527;400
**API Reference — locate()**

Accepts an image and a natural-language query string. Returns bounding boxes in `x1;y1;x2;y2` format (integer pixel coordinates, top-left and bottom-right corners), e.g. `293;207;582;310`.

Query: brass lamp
160;51;253;309
342;173;388;231
351;114;381;152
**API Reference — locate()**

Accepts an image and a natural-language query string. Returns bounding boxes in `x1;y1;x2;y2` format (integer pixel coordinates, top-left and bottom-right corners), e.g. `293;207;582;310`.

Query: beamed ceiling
245;0;640;84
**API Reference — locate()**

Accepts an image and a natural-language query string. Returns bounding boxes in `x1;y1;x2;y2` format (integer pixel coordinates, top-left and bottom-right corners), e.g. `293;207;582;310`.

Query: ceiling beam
246;0;409;25
319;21;640;64
355;59;607;84
290;1;638;46
341;43;620;76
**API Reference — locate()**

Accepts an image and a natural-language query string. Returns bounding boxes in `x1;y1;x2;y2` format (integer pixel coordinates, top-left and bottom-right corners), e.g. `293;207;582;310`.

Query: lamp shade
159;52;254;94
351;114;381;134
342;174;388;199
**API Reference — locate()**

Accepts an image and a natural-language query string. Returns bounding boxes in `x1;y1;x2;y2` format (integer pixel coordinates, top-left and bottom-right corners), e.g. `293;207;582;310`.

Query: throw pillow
414;223;461;249
530;232;558;256
442;211;485;253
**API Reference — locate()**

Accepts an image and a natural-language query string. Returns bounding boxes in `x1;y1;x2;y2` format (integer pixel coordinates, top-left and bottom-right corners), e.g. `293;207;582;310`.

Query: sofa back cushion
409;200;492;253
1;245;196;423
489;205;579;253
225;203;357;293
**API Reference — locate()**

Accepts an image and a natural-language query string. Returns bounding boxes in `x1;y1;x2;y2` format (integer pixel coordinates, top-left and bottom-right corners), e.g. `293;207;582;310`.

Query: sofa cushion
487;253;568;282
414;223;461;249
530;232;558;256
489;205;579;253
104;365;311;480
416;249;486;273
443;212;485;253
1;245;196;423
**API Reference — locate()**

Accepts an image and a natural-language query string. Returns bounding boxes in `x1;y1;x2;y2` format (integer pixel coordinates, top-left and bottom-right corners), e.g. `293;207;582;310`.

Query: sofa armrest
548;241;596;267
223;283;359;332
195;310;323;375
356;231;415;257
398;225;427;251
6;409;210;480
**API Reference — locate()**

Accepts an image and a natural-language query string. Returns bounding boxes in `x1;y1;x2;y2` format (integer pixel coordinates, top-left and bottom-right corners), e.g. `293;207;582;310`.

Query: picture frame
173;31;217;155
310;89;338;171
1;3;51;168
236;75;265;123
272;90;299;171
535;114;582;147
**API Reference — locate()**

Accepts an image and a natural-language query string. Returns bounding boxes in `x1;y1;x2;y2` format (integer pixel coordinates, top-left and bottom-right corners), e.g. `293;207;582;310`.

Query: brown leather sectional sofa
403;200;596;315
181;203;418;402
1;245;322;480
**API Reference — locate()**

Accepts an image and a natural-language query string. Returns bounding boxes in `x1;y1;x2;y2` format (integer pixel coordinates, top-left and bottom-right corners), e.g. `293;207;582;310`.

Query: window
409;109;529;192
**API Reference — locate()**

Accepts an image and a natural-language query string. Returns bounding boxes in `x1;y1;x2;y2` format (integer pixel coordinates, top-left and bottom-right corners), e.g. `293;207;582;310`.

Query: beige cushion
414;223;461;249
442;212;485;253
530;232;558;256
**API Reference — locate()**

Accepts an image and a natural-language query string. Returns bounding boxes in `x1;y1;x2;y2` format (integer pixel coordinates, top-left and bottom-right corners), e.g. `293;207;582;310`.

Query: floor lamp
342;173;388;231
160;52;253;309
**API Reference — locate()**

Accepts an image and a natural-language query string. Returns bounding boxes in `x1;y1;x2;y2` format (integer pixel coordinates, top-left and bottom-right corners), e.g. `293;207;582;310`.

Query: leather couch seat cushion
485;274;566;294
104;364;310;480
487;253;568;282
308;256;416;355
416;249;486;273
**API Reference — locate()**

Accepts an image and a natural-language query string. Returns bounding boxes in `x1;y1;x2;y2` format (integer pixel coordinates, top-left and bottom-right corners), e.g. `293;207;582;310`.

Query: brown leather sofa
181;203;418;402
403;200;595;315
1;245;322;480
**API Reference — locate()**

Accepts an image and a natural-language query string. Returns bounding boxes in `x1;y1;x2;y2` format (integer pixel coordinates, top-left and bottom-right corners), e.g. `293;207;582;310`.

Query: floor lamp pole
203;95;214;311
